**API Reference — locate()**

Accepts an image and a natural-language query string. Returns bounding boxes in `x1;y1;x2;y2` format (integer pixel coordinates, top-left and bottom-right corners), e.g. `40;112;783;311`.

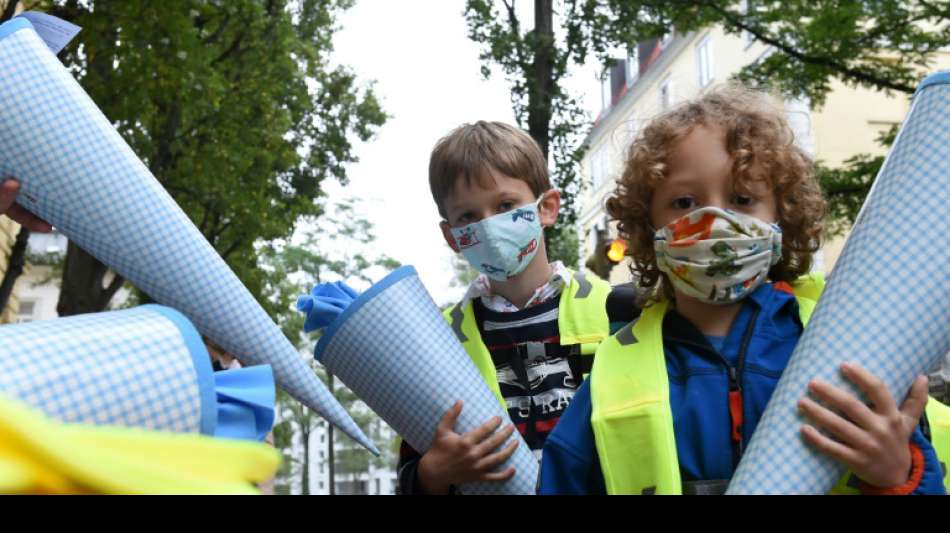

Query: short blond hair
429;121;550;218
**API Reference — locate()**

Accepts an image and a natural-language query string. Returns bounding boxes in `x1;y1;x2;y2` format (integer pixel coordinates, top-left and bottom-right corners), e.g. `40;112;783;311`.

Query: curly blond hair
605;84;826;300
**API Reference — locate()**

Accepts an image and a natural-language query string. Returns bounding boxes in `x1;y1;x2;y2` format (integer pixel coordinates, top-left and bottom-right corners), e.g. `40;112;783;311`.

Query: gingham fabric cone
0;18;374;452
309;266;539;495
0;305;217;434
727;71;950;494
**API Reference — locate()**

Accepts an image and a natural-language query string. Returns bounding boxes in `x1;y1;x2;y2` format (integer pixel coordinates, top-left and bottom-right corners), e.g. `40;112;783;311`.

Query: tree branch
98;271;126;309
0;0;19;23
503;0;530;75
705;1;916;94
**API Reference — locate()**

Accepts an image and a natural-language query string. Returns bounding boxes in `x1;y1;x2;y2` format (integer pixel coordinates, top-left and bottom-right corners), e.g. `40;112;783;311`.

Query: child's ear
539;190;561;228
440;220;460;253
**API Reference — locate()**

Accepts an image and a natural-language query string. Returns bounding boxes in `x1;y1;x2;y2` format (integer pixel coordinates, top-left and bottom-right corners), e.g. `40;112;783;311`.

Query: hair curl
605;84;826;300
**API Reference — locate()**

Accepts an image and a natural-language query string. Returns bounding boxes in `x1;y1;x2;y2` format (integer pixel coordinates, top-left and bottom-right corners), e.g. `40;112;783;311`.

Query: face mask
450;197;544;281
654;206;782;304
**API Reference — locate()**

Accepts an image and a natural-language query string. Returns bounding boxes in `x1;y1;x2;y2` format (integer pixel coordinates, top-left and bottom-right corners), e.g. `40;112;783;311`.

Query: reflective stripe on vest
443;268;611;411
925;397;950;488
591;274;826;495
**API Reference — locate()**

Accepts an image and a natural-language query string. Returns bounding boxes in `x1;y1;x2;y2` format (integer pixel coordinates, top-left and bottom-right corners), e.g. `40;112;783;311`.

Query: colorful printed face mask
654;206;783;304
450;197;544;281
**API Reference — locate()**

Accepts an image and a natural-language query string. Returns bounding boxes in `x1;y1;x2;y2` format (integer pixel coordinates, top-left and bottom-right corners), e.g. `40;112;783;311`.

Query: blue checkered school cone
312;266;539;494
727;71;950;494
0;18;374;453
0;305;219;435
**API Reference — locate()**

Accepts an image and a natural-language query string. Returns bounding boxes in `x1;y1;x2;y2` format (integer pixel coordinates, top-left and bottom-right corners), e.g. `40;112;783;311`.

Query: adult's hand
0;179;52;232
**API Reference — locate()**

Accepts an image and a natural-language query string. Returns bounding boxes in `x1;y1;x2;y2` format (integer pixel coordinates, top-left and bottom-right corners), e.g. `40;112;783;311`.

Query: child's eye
733;195;755;207
458;213;475;224
671;197;696;210
498;201;515;212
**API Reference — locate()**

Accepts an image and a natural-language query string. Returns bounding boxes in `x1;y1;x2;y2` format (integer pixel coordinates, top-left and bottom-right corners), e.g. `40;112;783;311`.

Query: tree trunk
328;372;335;495
56;241;125;316
1;1;19;24
301;427;310;495
527;0;555;158
0;226;30;316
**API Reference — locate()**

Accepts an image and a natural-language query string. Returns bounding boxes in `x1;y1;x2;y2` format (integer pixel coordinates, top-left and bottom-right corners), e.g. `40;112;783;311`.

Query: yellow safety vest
591;274;950;494
444;269;612;410
590;273;950;495
925;397;950;489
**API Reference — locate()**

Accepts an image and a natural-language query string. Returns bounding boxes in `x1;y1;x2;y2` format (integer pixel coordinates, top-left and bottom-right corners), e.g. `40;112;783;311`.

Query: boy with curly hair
537;84;947;495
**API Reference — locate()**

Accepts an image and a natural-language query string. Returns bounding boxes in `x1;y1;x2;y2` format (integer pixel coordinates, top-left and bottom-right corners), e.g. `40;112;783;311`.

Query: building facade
578;25;950;282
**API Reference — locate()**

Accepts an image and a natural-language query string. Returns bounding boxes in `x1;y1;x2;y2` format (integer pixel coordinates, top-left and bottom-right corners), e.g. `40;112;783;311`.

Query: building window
659;76;673;110
590;146;609;190
625;117;639;145
599;71;611;115
659;30;674;51
696;35;714;88
625;48;639;87
16;300;36;323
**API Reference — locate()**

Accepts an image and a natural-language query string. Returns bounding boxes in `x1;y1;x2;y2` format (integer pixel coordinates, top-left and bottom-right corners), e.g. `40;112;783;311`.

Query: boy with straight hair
396;121;615;494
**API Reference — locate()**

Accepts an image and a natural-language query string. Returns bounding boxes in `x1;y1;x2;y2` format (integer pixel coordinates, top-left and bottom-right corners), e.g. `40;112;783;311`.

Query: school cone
0;18;376;453
0;305;221;434
310;266;539;495
727;71;950;494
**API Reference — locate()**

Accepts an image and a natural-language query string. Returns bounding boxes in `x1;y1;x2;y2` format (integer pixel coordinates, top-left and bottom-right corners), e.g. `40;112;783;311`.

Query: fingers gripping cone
311;266;539;495
0;18;375;452
727;72;950;494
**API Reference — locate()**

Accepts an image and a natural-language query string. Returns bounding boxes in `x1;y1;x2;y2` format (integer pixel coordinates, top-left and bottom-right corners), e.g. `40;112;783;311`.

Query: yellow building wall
0;218;21;323
812;52;950;273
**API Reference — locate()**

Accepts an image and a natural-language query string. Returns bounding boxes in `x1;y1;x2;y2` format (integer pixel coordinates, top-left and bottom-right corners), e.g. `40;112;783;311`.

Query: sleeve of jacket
856;427;947;495
395;439;425;495
537;379;607;495
908;427;947;495
396;440;461;495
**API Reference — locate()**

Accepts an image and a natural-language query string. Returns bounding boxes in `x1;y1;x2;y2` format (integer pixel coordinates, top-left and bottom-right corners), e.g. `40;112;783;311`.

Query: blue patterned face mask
450;197;544;281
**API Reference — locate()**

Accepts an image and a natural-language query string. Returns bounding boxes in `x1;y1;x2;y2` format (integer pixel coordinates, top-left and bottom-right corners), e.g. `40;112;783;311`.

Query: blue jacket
538;283;946;495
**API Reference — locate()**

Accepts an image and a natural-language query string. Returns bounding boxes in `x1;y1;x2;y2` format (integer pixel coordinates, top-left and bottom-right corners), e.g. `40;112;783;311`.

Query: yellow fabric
925;397;950;488
591;276;823;495
558;270;611;346
443;268;611;411
444;302;506;410
591;300;680;495
0;394;279;495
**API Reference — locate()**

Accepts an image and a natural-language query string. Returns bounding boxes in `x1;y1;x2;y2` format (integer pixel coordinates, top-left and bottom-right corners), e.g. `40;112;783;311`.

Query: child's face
439;168;559;252
649;124;777;230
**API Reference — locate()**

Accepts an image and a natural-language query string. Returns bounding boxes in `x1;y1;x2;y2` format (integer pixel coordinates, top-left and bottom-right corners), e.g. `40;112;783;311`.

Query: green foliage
465;1;948;234
816;125;897;237
37;0;386;314
258;196;401;347
646;1;950;106
463;1;672;262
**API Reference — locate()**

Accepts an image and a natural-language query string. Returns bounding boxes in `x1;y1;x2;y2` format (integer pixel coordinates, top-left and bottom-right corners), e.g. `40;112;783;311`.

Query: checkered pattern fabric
728;75;950;494
0;306;203;432
321;270;539;495
0;22;372;451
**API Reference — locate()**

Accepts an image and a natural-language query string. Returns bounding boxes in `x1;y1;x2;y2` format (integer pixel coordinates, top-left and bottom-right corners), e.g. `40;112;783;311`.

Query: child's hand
0;179;52;232
417;400;519;494
797;363;929;488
